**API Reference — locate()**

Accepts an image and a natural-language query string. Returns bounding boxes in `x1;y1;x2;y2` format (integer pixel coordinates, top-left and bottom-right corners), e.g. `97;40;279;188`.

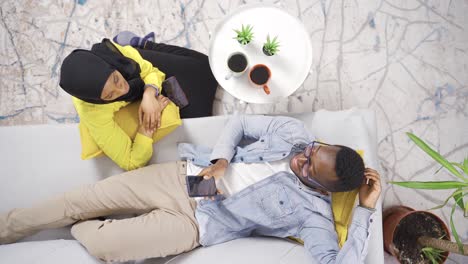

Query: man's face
289;142;340;190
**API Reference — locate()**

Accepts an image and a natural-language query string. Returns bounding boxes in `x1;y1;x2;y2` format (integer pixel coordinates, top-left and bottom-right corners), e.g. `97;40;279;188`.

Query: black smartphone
186;176;217;197
162;76;189;109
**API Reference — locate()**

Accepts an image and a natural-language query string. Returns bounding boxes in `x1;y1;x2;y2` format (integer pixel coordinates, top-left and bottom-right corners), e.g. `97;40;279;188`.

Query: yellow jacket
72;42;166;171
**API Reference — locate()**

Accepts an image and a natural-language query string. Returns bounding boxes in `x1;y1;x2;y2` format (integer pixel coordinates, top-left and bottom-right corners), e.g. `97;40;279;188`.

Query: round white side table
209;4;313;104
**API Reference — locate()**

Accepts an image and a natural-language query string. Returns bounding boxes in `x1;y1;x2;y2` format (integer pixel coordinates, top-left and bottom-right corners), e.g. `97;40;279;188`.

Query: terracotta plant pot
383;206;451;264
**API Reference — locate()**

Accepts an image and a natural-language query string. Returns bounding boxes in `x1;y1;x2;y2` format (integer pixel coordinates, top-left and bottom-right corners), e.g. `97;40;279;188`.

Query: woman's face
100;70;130;101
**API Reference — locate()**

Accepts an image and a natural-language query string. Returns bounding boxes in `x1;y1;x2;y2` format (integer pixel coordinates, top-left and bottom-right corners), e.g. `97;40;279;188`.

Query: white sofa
0;109;384;264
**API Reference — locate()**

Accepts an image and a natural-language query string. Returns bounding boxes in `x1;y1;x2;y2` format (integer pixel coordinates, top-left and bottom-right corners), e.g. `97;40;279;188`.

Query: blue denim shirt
179;115;313;166
178;115;375;264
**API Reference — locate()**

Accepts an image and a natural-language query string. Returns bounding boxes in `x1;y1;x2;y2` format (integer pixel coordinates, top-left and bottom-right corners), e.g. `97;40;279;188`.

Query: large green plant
390;132;468;255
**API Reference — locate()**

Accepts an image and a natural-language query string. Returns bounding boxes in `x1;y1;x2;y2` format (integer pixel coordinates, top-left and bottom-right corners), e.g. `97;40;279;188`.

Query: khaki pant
0;161;199;262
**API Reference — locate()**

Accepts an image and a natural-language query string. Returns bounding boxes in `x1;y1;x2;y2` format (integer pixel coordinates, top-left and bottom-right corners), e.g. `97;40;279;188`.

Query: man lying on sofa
0;115;381;263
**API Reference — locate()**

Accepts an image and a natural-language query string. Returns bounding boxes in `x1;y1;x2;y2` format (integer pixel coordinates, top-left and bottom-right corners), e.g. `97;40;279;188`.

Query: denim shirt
178;115;375;263
178;115;313;166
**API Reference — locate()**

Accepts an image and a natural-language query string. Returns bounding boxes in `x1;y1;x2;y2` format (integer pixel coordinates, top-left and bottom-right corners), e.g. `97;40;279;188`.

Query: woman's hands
359;168;382;209
138;86;170;137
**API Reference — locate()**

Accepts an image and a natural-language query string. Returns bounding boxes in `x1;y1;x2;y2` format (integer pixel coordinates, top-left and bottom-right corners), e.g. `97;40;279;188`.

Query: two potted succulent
233;25;280;56
385;132;468;263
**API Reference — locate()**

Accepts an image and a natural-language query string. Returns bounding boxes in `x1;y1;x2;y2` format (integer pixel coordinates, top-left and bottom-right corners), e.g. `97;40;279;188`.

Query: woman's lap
137;48;218;118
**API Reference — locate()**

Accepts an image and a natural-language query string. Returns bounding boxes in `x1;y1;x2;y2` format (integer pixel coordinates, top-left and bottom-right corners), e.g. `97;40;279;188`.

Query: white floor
0;0;467;263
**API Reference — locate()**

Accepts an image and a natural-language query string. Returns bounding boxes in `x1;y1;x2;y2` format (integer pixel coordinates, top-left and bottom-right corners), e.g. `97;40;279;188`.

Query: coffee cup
225;52;249;80
249;64;271;94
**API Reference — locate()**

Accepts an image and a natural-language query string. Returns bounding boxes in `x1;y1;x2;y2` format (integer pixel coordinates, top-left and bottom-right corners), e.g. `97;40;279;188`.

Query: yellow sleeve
112;41;166;92
73;98;154;171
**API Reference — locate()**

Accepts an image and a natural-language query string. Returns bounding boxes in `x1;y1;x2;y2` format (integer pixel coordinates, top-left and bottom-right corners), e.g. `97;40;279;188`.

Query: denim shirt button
191;158;195;161
370;219;373;223
259;157;263;161
282;153;286;156
260;139;265;142
240;157;244;161
279;201;284;205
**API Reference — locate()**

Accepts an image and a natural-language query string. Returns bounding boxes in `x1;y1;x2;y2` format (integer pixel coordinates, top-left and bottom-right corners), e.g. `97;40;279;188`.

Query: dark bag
162;76;189;109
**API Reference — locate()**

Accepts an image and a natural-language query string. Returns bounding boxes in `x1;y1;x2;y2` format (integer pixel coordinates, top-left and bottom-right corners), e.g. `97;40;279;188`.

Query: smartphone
162;76;189;109
186;176;217;197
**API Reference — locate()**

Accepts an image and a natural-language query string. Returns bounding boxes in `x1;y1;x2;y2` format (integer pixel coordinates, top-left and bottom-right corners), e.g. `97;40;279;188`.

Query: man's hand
198;159;228;201
359;168;382;209
139;87;170;133
198;159;228;181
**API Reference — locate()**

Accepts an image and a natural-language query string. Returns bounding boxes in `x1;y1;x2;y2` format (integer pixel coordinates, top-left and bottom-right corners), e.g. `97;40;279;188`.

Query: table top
209;4;313;104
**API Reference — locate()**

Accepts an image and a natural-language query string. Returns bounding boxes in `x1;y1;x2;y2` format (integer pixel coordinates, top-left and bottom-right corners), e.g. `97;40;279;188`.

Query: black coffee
228;54;247;72
250;66;270;85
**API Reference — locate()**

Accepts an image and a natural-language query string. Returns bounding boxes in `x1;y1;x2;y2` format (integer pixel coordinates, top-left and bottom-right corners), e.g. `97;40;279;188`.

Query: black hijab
59;39;145;104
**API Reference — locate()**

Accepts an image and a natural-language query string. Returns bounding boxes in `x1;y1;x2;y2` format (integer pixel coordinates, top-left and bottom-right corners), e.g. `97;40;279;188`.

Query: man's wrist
215;159;228;168
358;202;376;211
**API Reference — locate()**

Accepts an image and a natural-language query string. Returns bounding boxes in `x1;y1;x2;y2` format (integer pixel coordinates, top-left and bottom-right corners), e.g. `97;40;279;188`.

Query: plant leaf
422;249;437;264
407;133;463;179
465;198;468;217
460;157;468;176
429;188;464;210
453;191;465;211
422;247;445;264
450;194;466;254
452;162;468;180
389;181;468;189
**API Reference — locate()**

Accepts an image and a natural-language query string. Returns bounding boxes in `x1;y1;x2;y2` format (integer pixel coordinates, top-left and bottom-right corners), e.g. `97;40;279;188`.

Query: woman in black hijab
59;38;217;170
60;45;145;104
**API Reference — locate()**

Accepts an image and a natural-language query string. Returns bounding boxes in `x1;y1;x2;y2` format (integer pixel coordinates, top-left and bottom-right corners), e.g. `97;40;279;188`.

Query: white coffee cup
225;52;249;80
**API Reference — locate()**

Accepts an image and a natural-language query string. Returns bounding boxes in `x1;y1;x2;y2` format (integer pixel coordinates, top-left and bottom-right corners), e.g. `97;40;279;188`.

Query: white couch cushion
0;109;383;264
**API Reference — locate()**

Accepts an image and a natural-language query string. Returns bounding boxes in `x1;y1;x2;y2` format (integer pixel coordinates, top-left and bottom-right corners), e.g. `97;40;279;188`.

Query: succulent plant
233;24;254;45
263;35;280;56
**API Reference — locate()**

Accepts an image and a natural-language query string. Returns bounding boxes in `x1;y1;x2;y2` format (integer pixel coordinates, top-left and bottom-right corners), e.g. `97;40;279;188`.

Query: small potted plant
385;132;468;263
233;24;254;45
262;35;280;56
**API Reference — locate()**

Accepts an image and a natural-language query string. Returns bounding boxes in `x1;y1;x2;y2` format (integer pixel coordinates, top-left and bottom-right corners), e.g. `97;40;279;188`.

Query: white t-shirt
186;159;294;197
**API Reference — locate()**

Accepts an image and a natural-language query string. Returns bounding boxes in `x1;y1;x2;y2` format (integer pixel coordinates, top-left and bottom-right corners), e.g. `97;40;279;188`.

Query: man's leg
72;208;199;262
0;161;193;244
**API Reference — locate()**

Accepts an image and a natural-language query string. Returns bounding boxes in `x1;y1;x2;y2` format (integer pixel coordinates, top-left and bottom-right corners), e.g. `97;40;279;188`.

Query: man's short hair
330;145;365;192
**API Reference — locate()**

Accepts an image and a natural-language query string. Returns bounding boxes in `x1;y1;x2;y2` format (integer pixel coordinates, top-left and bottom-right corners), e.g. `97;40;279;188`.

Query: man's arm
197;115;308;181
209;115;308;163
299;206;375;264
299;168;381;263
